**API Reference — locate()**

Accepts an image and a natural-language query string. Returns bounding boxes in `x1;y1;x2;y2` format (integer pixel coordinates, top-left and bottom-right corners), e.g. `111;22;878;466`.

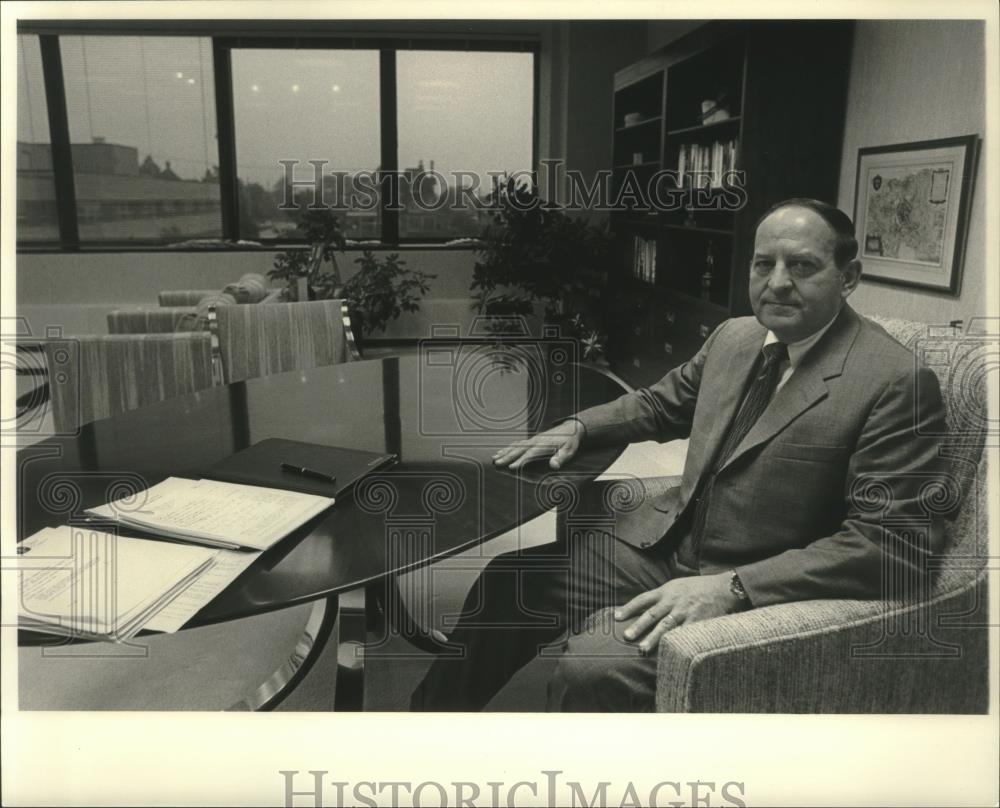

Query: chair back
214;299;358;385
44;332;215;434
157;289;217;307
106;307;200;334
867;315;991;593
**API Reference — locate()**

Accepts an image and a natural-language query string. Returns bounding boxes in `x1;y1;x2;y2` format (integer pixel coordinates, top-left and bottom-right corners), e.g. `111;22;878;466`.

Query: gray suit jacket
575;305;948;606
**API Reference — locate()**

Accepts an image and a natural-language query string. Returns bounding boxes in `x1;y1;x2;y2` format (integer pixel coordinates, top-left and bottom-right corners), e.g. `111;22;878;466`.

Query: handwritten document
16;526;215;640
144;548;260;633
89;477;335;550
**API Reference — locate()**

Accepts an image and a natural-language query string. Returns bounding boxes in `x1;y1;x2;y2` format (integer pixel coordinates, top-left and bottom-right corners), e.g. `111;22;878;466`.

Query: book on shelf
632;235;658;284
676;138;737;189
86;476;335;551
16;525;217;641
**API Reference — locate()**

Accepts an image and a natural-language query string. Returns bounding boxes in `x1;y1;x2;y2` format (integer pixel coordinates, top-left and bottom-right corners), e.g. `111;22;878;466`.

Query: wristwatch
729;570;751;609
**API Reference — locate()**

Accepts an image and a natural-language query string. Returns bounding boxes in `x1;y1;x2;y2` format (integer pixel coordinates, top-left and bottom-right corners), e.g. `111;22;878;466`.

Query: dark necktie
682;341;789;558
712;341;789;469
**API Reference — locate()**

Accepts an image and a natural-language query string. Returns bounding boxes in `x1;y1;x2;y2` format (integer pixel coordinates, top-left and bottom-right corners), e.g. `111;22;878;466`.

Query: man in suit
410;198;947;711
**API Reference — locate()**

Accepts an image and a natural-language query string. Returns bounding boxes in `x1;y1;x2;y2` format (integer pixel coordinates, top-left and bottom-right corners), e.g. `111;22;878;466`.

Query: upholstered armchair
212;299;361;385
653;316;991;713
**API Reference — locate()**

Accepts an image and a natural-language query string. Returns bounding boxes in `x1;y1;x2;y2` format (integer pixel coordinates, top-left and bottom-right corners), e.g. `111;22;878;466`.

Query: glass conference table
15;341;629;710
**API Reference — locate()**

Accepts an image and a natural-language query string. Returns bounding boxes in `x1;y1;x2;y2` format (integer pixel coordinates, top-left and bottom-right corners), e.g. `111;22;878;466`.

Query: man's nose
767;263;794;291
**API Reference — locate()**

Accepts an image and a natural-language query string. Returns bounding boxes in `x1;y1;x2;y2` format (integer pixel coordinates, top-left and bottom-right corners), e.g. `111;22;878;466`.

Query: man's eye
753;261;773;273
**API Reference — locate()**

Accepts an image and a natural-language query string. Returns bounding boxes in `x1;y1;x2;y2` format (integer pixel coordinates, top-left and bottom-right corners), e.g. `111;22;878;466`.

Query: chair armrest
656;571;988;713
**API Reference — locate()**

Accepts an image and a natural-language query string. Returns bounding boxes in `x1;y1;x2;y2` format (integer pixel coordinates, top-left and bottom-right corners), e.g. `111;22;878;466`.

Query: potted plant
268;208;347;301
341;250;436;338
470;178;612;361
269;208;436;343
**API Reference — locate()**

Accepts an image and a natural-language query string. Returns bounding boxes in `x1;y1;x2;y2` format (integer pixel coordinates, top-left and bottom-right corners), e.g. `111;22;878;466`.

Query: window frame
15;24;540;252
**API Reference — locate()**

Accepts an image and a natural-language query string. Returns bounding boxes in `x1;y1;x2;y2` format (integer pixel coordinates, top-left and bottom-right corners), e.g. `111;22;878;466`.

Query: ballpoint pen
279;462;337;484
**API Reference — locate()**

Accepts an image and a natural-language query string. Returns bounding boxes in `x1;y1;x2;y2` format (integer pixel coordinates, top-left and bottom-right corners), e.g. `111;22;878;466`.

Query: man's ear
840;259;862;298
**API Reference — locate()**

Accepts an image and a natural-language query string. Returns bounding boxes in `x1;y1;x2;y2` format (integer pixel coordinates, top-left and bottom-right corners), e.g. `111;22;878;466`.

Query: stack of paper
16;526;216;641
142;548;260;633
19;475;337;641
86;477;335;551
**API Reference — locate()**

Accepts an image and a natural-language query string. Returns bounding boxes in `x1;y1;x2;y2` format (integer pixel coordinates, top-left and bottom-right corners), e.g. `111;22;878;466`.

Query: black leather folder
205;438;397;499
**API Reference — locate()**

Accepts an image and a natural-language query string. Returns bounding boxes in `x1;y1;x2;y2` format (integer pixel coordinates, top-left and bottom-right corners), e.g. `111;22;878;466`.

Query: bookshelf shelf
662;223;734;236
666;116;742;138
612;66;665;178
607;21;854;388
619;216;660;228
662;288;729;315
627;276;656;291
613;161;661;170
616;116;663;133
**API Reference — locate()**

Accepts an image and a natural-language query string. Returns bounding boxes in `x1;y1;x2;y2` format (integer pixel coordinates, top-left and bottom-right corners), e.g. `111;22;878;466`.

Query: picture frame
852;135;978;295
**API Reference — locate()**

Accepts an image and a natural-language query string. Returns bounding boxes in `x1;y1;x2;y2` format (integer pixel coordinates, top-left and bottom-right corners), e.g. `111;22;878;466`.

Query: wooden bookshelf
607;21;854;389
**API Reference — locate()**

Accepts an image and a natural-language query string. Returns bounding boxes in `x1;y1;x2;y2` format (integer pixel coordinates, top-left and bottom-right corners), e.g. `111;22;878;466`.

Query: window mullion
38;35;79;249
213;40;239;240
379;48;399;245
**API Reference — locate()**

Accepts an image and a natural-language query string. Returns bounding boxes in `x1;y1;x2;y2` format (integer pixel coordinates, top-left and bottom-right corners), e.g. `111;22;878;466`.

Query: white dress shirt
762;308;841;392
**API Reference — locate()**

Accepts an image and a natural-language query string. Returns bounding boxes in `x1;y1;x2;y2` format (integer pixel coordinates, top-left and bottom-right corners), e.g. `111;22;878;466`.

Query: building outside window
15;30;536;248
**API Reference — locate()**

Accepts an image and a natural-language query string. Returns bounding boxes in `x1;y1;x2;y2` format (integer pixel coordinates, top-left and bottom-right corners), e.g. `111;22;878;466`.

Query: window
58;36;222;242
14;29;536;248
16;35;59;241
231;48;381;240
396;50;534;239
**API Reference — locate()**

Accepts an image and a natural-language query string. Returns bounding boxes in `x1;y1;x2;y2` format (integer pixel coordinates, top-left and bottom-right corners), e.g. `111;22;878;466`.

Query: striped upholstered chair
156;289;218;308
652;316;990;712
213;299;360;385
106;307;200;334
43;332;215;434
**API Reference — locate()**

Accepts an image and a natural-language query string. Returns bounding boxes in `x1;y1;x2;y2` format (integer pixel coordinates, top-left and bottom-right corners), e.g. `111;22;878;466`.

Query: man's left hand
614;573;742;655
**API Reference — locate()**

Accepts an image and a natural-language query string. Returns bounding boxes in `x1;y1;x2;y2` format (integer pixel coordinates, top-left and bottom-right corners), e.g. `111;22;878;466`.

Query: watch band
729;570;750;606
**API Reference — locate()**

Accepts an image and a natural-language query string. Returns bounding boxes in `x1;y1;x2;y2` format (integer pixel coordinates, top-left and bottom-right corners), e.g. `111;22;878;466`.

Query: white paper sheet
144;548;260;633
16;526;215;640
89;477;335;550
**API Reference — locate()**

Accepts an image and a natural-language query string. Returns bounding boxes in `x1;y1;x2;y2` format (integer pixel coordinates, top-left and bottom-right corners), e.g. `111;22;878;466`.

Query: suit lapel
682;320;765;488
717;305;861;473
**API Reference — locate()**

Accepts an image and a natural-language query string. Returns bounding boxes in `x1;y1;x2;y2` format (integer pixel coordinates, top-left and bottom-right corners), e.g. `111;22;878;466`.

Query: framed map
853;135;977;295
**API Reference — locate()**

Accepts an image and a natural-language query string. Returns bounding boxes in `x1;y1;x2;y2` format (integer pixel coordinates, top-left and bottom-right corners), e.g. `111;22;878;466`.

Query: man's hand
614;573;742;655
492;419;584;470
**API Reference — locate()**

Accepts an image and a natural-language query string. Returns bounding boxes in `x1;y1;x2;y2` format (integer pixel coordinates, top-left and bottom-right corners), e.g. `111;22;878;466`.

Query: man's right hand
491;419;584;470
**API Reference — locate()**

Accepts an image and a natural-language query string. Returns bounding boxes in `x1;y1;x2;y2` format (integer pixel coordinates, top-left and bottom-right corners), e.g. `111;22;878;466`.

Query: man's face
749;206;860;343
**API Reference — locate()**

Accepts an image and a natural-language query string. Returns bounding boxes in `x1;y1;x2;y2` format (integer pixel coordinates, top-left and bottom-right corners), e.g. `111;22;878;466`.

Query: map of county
862;165;949;266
